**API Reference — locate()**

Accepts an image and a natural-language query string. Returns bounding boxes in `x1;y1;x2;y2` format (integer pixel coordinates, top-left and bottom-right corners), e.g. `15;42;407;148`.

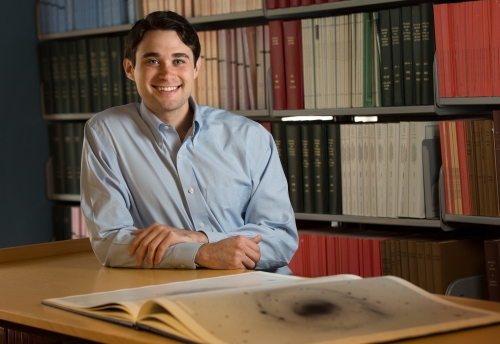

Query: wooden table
1;238;500;343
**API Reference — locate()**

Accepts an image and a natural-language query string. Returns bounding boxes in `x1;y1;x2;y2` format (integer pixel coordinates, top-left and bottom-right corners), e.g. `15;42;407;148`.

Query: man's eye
147;59;159;65
173;59;184;65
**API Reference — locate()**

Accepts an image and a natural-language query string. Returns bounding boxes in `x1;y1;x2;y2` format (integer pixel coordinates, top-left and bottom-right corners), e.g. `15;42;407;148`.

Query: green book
402;6;414;106
67;40;81;113
109;36;125;107
50;41;63;114
76;38;91;113
285;123;303;213
327;123;341;215
271;122;288;179
362;12;373;108
59;40;71;113
300;124;314;213
38;42;54;114
420;3;435;105
390;8;403;106
312;124;328;214
411;5;422;106
98;36;112;111
63;122;78;195
88;38;102;112
52;205;72;241
73;122;85;195
378;9;393;106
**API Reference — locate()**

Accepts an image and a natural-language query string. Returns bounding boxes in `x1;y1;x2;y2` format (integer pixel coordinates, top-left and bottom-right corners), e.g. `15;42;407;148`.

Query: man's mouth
156;86;180;91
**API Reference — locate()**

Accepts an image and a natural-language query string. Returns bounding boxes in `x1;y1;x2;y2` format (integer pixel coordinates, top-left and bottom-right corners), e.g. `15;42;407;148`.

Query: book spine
312;124;327;214
327;124;341;214
282;20;304;110
401;6;414;106
300;124;314;213
389;8;403;106
465;120;479;216
375;123;387;217
378;9;393;106
285;124;303;212
269;21;287;110
483;120;499;216
271;122;288;179
484;239;500;302
493;110;500;215
411;5;422;105
39;42;55;115
420;3;435;105
109;36;124;107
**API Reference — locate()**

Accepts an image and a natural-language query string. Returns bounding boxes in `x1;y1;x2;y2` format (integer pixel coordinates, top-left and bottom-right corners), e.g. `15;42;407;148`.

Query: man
80;11;298;272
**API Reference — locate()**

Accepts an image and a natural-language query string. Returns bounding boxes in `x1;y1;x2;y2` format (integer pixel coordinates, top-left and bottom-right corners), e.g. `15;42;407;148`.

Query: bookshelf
36;0;500;294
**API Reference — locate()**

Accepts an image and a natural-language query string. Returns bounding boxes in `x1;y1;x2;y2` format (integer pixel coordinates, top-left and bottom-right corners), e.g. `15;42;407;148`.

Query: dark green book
59;40;71;113
48;123;66;194
401;6;414;106
390;8;403;106
312;124;327;214
327;123;341;215
362;13;373;108
285;123;303;213
420;3;435;105
73;122;85;194
300;124;314;213
38;42;54;115
378;9;393;106
88;38;102;112
67;40;80;113
109;36;125;107
271;122;288;179
63;122;78;195
76;38;91;113
50;41;63;114
98;36;112;111
411;5;422;105
52;205;72;241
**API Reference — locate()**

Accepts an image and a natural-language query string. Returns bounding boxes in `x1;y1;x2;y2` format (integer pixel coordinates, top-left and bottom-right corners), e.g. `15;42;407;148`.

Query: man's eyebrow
141;52;190;59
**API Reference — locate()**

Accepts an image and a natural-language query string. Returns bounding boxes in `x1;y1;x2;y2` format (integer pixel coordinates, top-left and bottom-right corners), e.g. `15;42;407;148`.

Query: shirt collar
139;97;203;147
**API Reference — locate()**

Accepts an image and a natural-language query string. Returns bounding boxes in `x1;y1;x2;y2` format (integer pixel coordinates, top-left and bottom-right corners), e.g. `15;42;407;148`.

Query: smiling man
80;11;298;273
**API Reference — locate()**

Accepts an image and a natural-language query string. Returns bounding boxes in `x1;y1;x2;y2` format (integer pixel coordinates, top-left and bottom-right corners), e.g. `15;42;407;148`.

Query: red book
465;1;475;97
265;0;277;9
361;239;373;278
301;0;313;5
282;20;304;109
259;121;272;133
482;0;493;96
315;0;327;3
491;0;500;96
433;4;446;98
347;237;360;276
278;0;290;8
439;121;453;214
268;21;287;110
325;234;339;275
288;232;305;276
290;0;301;6
455;120;471;215
452;3;467;97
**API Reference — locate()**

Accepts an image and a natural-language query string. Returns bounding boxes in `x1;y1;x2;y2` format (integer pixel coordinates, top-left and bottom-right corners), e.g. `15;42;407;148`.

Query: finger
250;234;262;244
131;229;143;236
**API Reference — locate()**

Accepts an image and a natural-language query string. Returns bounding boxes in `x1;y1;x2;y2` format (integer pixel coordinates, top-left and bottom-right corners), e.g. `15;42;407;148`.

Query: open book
42;272;500;344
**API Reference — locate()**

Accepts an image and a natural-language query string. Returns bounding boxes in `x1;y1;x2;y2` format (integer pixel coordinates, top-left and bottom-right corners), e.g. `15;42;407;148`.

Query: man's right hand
194;235;262;270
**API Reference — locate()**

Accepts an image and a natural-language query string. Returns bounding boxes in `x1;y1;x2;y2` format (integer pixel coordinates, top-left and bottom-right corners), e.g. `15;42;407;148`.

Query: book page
158;275;500;344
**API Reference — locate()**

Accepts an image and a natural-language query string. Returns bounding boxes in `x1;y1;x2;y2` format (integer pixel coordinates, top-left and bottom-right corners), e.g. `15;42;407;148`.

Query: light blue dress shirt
80;98;298;271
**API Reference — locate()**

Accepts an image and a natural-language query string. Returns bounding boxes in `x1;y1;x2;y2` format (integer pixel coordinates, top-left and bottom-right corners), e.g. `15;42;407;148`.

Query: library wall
0;0;53;248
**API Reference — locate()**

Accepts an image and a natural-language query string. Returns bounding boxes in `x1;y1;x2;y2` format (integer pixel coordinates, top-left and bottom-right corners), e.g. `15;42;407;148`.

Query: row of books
193;26;271;111
38;0;138;34
39;35;141;115
434;0;500;98
0;327;60;344
440;115;500;217
142;0;263;17
52;205;88;241
48;122;85;195
289;228;487;295
265;0;347;8
340;121;441;219
270;4;435;111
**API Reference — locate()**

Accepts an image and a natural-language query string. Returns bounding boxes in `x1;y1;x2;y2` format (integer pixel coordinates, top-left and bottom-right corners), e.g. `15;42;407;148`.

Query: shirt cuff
158;242;204;269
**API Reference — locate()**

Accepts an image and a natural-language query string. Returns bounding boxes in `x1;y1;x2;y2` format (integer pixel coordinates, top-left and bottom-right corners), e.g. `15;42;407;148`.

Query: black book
390;8;404;106
67;40;81;113
285;123;303;213
420;3;435;105
88;38;102;112
39;42;54;115
378;9;393;106
109;36;125;107
401;6;414;106
312;124;328;214
327;123;342;215
300;124;314;213
76;38;92;113
271;122;288;179
411;5;422;105
98;37;112;111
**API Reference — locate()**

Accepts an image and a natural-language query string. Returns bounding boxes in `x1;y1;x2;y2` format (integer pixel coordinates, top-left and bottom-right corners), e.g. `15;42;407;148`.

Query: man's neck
155;104;194;142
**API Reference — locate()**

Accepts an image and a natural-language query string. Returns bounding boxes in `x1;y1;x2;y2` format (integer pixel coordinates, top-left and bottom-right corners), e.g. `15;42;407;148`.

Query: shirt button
178;154;182;159
158;141;163;147
188;188;194;194
164;125;170;129
199;222;204;228
180;264;185;269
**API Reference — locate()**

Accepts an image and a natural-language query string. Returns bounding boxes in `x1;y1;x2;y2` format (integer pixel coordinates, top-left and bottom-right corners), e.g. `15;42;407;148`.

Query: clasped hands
127;222;261;269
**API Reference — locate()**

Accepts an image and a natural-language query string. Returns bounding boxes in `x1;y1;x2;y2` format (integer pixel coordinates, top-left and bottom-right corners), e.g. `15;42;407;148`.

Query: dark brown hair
124;11;200;68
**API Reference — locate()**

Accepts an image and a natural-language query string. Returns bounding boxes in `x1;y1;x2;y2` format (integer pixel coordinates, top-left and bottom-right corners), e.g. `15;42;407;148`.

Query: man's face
123;30;200;118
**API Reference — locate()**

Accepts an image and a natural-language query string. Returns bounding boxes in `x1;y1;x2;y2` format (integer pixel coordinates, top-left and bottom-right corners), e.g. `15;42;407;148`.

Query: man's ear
193;57;201;80
123;58;135;81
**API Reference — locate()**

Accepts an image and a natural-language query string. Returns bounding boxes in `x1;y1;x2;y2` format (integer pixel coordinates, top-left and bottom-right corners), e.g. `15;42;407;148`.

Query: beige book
236;28;249;110
397;121;410;217
217;30;231;110
210;30;220;108
242;26;257;109
362;124;371;216
195;31;207;105
229;29;239;110
255;25;266;110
